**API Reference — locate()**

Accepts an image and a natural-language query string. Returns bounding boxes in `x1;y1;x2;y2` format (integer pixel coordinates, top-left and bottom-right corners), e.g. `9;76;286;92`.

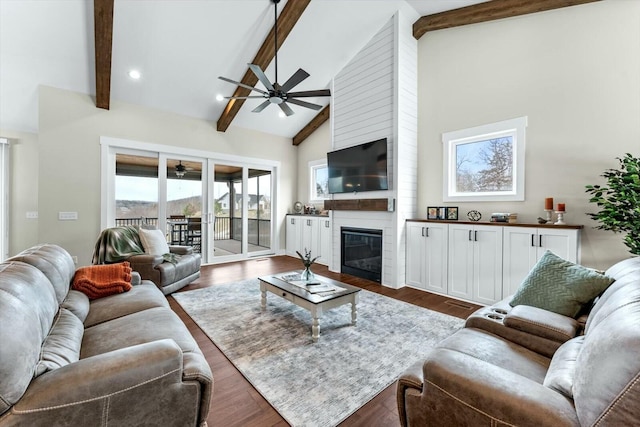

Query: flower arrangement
296;248;319;268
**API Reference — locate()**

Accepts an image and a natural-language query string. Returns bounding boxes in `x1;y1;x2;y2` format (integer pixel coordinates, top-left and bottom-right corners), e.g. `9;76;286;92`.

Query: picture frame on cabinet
438;207;447;220
427;206;439;220
446;207;459;220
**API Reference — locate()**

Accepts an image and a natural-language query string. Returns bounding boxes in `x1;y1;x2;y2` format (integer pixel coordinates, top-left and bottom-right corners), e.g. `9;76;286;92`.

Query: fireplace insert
341;227;382;282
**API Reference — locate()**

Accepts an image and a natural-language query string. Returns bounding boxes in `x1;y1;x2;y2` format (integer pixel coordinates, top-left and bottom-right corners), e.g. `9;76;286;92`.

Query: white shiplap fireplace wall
328;12;417;289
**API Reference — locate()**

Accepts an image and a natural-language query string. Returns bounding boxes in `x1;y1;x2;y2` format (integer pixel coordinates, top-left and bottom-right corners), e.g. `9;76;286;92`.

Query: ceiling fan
218;0;330;116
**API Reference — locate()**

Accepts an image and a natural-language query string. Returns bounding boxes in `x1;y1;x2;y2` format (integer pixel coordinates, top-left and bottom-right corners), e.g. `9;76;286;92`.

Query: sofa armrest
407;348;580;427
397;361;424;427
504;305;579;343
16;340;183;410
127;253;164;268
169;245;193;255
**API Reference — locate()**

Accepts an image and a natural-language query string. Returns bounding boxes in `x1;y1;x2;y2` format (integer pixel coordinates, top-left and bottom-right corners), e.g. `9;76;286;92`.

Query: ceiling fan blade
279;102;295;117
287;89;331;98
248;64;275;91
286;98;323;111
218;76;268;95
225;96;266;99
280;68;310;93
252;100;271;113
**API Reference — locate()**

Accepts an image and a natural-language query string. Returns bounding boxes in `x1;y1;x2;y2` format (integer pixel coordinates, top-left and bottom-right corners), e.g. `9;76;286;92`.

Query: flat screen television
327;138;388;194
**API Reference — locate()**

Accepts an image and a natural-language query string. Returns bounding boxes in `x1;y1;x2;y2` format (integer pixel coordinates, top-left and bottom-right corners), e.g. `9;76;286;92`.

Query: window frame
309;159;329;203
442;116;527;202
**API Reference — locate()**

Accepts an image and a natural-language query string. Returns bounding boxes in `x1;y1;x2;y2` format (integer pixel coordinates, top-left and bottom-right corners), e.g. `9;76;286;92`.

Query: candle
557;203;566;212
545;197;553;210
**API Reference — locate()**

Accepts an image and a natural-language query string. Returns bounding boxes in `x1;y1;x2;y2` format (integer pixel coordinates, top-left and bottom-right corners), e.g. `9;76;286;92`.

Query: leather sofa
397;256;640;426
0;244;212;426
93;225;202;295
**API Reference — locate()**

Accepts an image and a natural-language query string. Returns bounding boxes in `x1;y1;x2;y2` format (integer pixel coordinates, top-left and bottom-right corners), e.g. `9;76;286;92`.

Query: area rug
173;279;464;427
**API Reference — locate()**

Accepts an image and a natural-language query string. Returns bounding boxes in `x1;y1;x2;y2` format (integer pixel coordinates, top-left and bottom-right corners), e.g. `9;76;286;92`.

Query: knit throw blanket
72;262;133;299
92;226;145;264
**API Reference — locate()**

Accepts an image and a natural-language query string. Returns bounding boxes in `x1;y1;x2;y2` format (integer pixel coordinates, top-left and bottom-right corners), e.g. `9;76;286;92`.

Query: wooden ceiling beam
94;0;114;109
216;0;311;132
413;0;600;39
293;105;330;146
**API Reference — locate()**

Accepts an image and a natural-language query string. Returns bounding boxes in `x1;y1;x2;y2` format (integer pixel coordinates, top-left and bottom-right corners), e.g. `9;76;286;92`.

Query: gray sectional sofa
397;256;640;426
0;244;212;426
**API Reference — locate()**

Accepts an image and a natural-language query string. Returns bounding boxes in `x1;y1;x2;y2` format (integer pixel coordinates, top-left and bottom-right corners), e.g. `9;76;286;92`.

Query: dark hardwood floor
169;256;480;427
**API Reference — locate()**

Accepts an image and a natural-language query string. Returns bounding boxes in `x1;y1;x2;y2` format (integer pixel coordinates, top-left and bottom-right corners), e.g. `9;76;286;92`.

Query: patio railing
115;216;270;249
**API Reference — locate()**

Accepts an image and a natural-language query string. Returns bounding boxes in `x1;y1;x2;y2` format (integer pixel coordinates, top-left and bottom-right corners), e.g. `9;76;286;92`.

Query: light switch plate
26;211;38;219
58;212;78;220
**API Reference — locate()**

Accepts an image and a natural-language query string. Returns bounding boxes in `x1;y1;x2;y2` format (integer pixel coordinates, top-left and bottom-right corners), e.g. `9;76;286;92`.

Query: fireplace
341;227;382;282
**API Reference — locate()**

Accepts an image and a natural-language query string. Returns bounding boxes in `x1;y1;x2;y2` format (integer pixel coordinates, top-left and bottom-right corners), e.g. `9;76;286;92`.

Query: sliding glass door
105;140;277;264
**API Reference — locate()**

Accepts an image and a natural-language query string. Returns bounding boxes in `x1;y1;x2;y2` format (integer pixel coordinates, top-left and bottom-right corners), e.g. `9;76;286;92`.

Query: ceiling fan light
175;161;187;178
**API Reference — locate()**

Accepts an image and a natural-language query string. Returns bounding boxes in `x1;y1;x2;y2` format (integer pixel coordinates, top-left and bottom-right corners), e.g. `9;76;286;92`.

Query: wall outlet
72;256;78;264
26;211;38;219
58;212;78;220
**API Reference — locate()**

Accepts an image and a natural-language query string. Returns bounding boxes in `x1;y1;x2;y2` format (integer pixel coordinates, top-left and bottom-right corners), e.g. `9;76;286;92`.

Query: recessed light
278;111;286;118
215;94;224;102
128;69;141;80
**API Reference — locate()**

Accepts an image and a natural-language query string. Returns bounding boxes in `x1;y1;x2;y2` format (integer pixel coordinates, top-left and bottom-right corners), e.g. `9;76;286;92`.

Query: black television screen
327;138;388;194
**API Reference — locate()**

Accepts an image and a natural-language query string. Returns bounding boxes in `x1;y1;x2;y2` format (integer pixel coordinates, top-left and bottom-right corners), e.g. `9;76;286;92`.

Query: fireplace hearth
341;227;382;282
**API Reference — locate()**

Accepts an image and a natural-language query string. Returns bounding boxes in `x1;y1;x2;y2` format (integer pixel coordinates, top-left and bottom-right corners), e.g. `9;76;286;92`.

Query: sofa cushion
60;289;90;322
510;251;615;317
8;244;76;304
0;262;59;415
35;308;84;376
543;335;584;398
83;283;169;328
138;228;170;256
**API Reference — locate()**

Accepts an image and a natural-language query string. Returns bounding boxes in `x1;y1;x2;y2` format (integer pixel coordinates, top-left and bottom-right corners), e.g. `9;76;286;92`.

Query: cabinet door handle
531;234;535;247
291;218;294;225
426;227;429;237
474;230;478;241
539;235;543;248
468;230;473;241
421;227;425;237
325;221;329;228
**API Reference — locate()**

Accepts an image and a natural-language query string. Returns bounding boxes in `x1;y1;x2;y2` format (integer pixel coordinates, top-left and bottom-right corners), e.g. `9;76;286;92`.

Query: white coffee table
258;271;361;342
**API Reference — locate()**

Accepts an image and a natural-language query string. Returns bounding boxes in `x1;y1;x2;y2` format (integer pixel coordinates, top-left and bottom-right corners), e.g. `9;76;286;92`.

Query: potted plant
585;153;640;255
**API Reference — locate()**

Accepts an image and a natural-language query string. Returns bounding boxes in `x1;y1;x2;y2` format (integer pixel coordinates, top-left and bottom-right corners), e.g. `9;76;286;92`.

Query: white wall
34;86;296;266
418;1;640;270
295;120;331;210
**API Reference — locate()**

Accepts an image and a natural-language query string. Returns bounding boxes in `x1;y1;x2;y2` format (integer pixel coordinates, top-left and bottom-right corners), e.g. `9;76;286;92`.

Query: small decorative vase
302;267;315;282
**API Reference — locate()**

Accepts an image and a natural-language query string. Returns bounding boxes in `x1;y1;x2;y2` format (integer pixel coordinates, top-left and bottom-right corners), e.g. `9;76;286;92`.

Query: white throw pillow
138;228;170;256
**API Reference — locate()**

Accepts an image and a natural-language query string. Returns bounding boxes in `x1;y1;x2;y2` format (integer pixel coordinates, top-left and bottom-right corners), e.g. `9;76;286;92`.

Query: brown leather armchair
92;225;201;295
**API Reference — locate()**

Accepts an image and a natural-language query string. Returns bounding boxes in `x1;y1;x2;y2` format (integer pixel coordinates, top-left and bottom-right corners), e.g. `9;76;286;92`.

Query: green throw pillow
509;251;614;318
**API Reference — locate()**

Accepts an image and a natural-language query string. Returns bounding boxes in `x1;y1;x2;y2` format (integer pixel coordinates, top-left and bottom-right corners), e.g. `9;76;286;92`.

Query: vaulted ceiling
0;0;597;141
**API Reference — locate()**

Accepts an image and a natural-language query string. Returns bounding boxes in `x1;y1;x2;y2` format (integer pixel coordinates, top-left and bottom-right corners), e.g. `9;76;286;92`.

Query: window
443;116;527;202
309;159;329;202
0;138;8;261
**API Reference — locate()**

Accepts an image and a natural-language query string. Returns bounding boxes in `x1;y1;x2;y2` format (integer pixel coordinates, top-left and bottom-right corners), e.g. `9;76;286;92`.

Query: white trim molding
0;138;9;261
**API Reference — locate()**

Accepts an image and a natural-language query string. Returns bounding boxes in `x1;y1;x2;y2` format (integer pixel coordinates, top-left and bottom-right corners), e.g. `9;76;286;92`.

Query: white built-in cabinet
502;227;580;297
285;215;331;266
406;220;582;306
448;224;503;306
406;222;448;294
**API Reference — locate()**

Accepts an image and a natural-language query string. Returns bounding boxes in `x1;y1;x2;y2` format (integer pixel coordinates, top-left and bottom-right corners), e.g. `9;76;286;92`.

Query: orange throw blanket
72;262;133;299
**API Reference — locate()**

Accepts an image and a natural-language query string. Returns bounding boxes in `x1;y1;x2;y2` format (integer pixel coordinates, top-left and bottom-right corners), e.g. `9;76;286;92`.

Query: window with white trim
443;116;527;202
309;159;329;202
